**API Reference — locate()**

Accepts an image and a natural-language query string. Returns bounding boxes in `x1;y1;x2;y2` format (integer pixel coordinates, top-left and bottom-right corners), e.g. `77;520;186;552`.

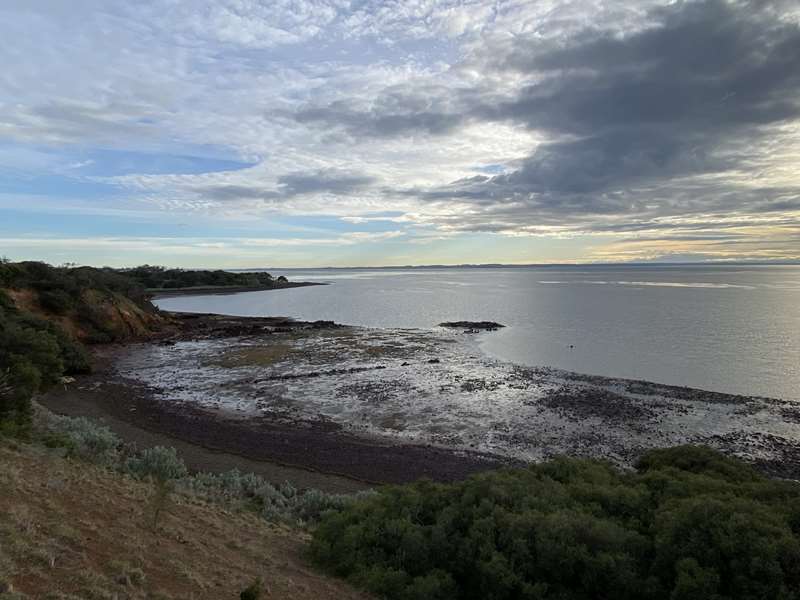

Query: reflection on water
155;265;800;400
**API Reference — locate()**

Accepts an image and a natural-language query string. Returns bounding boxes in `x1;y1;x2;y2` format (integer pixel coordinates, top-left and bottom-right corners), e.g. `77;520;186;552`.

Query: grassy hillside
0;433;369;600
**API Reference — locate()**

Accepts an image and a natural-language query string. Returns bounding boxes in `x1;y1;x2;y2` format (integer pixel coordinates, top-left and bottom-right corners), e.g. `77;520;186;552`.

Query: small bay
154;264;800;401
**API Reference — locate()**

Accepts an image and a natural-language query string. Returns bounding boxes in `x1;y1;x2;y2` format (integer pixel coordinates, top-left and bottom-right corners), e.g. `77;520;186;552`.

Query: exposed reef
40;312;800;483
439;321;505;331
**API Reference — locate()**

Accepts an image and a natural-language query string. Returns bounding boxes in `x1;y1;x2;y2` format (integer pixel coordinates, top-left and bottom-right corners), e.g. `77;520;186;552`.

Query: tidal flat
46;312;800;483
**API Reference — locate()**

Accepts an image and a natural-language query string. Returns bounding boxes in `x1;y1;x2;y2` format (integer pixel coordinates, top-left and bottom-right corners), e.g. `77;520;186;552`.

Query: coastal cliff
0;261;167;344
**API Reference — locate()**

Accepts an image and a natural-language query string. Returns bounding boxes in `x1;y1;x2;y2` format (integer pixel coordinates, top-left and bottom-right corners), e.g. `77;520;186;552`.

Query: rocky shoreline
148;281;324;298
41;312;800;486
40;313;513;489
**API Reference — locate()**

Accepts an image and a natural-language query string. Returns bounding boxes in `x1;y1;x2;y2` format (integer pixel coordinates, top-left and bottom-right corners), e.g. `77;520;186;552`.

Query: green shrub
13;311;91;375
0;291;92;434
76;303;116;342
0;313;63;433
183;468;265;501
51;329;91;375
126;446;188;482
38;289;75;315
43;413;121;465
0;261;147;306
311;447;800;600
40;430;76;451
293;488;361;523
634;444;760;482
0;259;23;287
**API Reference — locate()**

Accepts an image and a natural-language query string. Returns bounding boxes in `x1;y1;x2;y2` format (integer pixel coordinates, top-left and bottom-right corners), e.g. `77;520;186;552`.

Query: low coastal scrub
126;445;189;482
312;446;800;600
40;413;120;465
0;260;158;434
0;259;159;344
36;409;365;527
180;466;369;524
0;259;146;304
0;259;148;306
0;289;90;435
122;264;280;289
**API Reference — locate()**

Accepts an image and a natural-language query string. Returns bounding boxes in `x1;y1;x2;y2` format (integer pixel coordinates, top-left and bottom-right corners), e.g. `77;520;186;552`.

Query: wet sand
41;312;800;487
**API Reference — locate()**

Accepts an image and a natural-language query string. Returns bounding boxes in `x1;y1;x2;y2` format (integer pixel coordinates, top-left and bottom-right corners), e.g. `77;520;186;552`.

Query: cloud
223;0;800;263
189;169;377;204
383;0;800;242
295;96;464;139
2;0;800;264
0;231;405;251
277;169;376;196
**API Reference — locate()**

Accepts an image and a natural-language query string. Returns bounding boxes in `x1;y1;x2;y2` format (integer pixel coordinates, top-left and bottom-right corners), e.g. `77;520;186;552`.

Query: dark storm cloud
296;0;800;230
198;169;376;202
277;170;376;195
296;104;463;138
294;86;465;139
205;185;281;201
458;0;800;202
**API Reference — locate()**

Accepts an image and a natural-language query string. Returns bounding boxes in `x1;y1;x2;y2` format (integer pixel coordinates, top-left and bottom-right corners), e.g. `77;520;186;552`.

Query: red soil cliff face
5;287;170;343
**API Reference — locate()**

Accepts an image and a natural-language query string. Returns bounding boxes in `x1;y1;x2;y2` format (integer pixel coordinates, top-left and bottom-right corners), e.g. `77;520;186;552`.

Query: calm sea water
154;265;800;401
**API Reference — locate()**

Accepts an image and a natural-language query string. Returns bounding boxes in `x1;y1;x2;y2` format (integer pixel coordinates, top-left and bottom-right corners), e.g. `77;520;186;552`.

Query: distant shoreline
148;281;325;299
240;261;800;271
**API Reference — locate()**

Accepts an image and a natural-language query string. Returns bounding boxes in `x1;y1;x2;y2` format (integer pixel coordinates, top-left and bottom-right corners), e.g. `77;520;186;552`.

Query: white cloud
0;0;798;264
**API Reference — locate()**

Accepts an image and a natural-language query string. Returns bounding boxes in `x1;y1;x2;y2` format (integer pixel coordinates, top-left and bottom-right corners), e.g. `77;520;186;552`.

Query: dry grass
0;440;369;600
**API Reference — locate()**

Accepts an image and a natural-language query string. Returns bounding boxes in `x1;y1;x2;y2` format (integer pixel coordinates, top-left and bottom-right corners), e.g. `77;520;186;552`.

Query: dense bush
312;446;800;600
75;302;118;343
0;289;91;434
0;260;148;307
121;265;275;289
0;262;156;429
37;288;75;315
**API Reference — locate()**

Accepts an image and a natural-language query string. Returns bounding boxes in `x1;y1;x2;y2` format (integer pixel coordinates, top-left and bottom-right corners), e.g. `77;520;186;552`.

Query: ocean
153;264;800;401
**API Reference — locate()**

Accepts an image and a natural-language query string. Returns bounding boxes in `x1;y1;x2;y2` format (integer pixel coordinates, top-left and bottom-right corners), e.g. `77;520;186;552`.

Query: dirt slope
0;441;369;600
5;287;168;343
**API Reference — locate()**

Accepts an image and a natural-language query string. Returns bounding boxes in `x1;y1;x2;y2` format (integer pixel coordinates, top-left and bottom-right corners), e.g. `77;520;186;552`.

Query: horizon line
231;260;800;271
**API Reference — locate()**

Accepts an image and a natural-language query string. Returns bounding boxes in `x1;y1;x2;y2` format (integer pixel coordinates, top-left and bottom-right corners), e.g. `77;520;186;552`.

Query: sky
1;0;799;268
